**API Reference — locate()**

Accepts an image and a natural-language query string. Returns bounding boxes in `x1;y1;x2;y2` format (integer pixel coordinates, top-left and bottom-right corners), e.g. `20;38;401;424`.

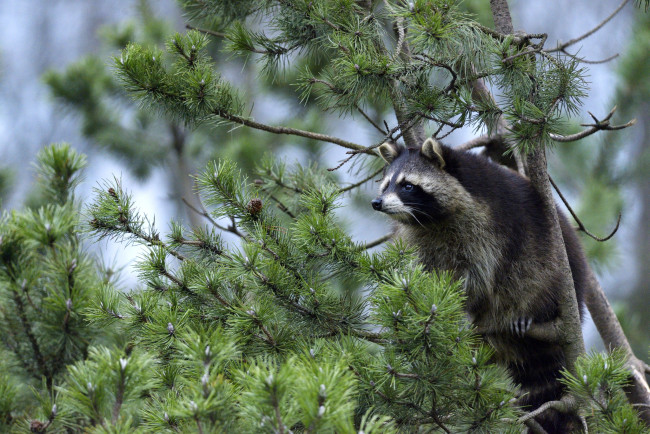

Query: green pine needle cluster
109;0;590;152
561;350;647;433
0;144;119;430
77;153;528;432
1;0;646;432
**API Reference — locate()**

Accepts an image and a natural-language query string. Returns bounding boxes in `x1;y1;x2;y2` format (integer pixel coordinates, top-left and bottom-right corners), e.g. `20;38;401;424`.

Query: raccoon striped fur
372;139;587;433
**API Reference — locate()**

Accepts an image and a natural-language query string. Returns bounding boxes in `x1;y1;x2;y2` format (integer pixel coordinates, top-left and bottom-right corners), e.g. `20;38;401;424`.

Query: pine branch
360;233;393;250
560;51;619;65
185;24;227;39
182;197;246;239
338;167;383;193
218;111;365;152
112;363;126;424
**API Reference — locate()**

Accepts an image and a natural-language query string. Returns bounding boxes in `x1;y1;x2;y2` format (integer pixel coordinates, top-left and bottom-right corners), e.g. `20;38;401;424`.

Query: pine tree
1;0;649;432
0;144;120;431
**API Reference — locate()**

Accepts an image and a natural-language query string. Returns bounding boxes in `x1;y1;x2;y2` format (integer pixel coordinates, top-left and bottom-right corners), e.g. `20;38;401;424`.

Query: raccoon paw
510;317;532;337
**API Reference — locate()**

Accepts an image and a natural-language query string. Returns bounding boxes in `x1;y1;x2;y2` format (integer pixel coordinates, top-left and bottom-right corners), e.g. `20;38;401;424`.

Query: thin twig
549;106;636;142
219;111;365;152
112;369;125;424
186;24;228;39
549;176;621;242
308;78;386;135
182;197;246;238
267;194;296;219
545;0;631;53
338;167;384;193
249;311;277;347
361;233;393;250
356;106;388;135
561;50;619;65
12;289;50;387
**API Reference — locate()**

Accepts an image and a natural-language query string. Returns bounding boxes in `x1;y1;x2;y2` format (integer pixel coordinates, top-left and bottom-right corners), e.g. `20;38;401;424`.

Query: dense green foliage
0;0;647;432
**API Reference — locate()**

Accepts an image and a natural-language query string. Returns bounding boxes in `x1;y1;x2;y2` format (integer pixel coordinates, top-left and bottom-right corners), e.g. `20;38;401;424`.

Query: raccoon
372;138;588;433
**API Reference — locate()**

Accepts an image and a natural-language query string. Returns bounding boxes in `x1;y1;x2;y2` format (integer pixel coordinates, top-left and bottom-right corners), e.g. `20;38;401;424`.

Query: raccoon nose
371;198;382;211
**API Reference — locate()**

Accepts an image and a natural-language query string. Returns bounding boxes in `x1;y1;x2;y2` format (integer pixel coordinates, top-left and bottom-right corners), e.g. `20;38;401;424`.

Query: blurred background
0;0;646;352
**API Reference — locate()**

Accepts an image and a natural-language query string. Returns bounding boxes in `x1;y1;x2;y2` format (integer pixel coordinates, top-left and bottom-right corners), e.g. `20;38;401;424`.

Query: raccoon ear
421;138;445;169
377;142;400;163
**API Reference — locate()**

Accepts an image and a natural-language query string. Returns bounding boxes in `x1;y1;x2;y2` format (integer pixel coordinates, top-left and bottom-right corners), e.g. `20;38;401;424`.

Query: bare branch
267;194;296;219
328;116;419;172
182;197;246;238
219;111;366;152
338;167;384;193
518;397;574;424
545;0;631;53
549;176;621;242
361;233;393;250
186;24;228;39
549;107;636;142
524;418;549;434
356;106;387;135
560;50;619;65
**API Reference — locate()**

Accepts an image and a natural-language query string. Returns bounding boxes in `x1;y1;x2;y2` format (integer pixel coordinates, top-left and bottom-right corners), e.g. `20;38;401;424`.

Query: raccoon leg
510;317;533;337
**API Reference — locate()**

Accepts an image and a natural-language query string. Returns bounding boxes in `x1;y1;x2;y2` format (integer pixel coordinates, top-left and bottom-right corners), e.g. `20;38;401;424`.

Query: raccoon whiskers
404;209;427;228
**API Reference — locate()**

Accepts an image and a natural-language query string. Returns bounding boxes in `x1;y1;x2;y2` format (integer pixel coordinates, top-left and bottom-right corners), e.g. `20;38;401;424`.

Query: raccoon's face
372;139;453;225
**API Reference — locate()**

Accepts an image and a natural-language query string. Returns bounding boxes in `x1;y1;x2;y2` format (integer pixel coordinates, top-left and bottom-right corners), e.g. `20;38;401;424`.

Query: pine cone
247;198;263;216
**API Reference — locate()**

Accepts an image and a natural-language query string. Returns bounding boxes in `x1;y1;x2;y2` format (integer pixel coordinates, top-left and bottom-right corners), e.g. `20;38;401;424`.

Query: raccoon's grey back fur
372;139;587;433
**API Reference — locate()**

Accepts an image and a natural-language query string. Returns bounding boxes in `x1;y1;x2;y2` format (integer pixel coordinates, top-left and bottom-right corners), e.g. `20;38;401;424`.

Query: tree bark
487;0;586;373
527;146;586;368
585;270;650;423
484;0;650;421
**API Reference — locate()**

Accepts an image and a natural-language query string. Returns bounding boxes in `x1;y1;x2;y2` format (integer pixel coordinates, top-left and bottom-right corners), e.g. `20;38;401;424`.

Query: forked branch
549;107;636;143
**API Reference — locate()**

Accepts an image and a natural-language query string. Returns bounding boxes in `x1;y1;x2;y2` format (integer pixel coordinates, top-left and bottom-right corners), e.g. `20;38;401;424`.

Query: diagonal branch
338;167;384;193
218;111;366;152
360;232;393;250
545;0;631;54
186;24;227;39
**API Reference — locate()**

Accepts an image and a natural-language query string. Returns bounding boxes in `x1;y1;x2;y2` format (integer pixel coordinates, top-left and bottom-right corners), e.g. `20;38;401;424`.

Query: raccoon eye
403;183;414;191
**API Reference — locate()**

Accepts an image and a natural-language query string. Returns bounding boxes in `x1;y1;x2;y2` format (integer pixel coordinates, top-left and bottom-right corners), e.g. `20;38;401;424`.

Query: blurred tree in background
614;11;650;356
0;0;648;432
